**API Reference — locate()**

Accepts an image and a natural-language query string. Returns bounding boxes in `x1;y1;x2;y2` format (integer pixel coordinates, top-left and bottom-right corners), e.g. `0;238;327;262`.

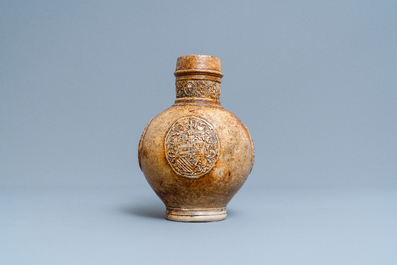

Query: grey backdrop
1;0;396;188
1;1;396;264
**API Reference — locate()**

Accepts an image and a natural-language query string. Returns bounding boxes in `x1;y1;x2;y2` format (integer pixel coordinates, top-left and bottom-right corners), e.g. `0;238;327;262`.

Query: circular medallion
165;117;220;179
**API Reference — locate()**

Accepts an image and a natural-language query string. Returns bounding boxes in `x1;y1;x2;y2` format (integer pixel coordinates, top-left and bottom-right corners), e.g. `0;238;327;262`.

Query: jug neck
174;55;223;105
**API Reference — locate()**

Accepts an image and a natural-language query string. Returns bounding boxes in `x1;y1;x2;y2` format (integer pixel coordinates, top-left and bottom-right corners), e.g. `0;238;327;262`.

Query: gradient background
1;1;396;264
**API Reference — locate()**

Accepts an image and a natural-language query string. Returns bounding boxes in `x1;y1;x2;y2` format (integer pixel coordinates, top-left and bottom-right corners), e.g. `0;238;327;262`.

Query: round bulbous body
138;55;254;222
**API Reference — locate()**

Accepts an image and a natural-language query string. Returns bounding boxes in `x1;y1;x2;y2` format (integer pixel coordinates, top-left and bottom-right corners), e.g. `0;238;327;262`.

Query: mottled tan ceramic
138;55;254;222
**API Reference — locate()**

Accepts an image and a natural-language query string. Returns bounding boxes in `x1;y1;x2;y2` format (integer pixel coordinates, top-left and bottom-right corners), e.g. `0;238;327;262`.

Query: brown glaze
138;55;254;222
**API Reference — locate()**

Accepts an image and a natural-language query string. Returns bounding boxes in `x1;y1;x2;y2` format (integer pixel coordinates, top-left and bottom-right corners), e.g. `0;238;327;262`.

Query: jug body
138;55;254;222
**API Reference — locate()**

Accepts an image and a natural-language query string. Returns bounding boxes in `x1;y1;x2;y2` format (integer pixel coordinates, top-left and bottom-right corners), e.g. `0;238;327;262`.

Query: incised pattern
176;80;221;100
165;116;220;178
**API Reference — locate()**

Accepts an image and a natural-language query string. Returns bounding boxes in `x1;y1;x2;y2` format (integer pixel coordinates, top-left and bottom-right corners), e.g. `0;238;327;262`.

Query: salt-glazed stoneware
138;55;254;222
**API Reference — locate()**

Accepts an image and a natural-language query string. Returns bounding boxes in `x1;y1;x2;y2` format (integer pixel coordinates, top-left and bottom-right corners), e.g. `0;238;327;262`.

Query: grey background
1;1;396;264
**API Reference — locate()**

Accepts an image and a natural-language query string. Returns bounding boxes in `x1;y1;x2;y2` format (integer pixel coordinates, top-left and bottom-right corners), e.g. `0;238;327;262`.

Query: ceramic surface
138;55;254;222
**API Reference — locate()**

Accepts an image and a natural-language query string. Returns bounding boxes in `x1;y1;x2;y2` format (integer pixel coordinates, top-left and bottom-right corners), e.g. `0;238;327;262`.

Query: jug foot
165;207;227;222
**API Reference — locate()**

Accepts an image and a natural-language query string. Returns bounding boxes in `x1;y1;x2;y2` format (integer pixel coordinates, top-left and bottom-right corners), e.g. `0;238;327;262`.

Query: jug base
165;207;227;222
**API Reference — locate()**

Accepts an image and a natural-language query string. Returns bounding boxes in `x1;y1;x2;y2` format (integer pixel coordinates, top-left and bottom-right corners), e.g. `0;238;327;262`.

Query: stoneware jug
138;55;254;222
